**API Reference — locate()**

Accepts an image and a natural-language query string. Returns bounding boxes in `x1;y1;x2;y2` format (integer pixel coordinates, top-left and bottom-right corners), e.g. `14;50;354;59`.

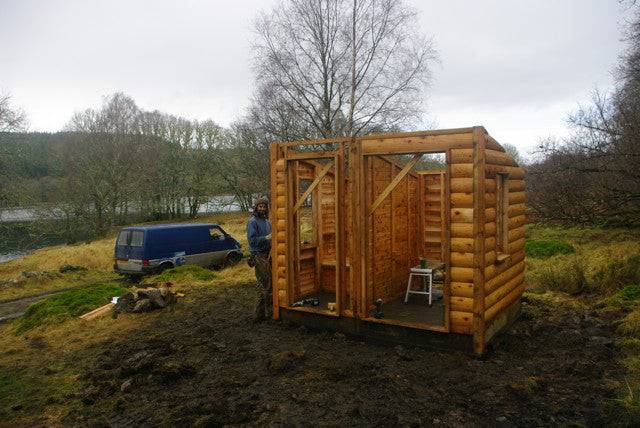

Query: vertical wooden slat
406;167;411;271
439;171;446;261
418;174;425;258
348;138;365;317
294;162;301;298
334;152;343;315
444;150;452;332
312;164;321;293
472;128;487;354
390;163;396;301
286;157;296;306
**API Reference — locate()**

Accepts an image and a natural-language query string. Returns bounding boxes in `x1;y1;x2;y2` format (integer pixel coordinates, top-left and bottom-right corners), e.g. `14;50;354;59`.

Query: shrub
15;283;126;333
525;239;575;259
528;256;587;295
592;256;640;292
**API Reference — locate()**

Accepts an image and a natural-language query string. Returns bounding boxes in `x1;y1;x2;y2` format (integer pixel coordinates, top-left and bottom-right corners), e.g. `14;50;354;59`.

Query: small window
496;173;509;254
130;231;145;247
209;227;222;240
117;231;129;245
298;179;316;245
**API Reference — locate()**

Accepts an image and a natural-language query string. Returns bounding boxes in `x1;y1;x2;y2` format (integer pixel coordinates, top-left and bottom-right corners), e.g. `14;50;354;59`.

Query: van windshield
130;231;144;247
117;231;129;245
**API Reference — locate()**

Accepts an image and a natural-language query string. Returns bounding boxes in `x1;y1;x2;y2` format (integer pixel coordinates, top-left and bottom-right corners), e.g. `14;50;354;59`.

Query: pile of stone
114;285;177;314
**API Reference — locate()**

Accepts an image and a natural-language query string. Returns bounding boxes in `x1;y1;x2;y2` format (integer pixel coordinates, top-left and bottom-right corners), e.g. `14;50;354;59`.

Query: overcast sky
0;0;631;157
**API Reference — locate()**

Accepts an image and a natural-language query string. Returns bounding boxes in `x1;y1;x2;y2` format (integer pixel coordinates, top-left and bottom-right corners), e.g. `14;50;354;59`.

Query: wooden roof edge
270;127;477;148
356;127;476;141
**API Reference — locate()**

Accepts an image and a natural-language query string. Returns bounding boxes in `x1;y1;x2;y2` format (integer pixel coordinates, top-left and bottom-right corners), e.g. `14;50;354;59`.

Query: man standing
247;197;272;321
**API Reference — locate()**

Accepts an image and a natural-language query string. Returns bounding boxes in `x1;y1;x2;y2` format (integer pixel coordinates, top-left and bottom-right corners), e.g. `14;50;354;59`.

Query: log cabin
269;127;525;354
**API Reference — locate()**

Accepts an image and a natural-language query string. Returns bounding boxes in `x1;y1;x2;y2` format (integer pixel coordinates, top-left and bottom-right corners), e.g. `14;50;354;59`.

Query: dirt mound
69;284;622;426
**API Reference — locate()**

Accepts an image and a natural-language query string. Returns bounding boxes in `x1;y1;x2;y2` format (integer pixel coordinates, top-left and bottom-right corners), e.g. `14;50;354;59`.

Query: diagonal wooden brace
368;154;421;216
292;160;334;213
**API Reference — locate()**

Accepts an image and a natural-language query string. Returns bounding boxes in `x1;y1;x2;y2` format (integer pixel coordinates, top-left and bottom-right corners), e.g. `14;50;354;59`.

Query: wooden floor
299;291;337;311
299;290;445;327
381;291;445;327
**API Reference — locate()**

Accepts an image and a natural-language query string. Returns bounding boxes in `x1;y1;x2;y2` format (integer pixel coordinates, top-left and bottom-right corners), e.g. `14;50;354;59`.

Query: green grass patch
14;283;126;333
149;264;217;282
0;366;73;421
525;239;575;259
602;284;640;312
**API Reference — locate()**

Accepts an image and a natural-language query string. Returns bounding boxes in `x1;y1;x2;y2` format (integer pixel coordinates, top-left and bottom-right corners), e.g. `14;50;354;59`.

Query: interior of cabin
287;152;448;329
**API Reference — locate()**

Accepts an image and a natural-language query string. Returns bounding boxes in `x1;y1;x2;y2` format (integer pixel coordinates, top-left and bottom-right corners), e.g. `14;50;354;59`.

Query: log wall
448;146;475;335
481;143;526;330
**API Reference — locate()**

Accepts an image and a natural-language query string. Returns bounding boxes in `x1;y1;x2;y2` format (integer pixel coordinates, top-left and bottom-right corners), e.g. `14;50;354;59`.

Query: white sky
0;0;631;157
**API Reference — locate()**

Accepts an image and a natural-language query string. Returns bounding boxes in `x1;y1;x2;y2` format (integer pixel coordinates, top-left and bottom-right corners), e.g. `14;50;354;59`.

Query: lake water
0;251;26;264
0;195;243;224
0;195;246;265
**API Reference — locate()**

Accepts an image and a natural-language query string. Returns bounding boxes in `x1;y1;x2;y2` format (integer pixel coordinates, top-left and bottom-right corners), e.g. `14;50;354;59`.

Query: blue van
114;223;242;276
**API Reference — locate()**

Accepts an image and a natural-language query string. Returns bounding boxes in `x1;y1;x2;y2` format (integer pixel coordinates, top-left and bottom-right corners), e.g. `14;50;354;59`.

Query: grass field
1;217;639;424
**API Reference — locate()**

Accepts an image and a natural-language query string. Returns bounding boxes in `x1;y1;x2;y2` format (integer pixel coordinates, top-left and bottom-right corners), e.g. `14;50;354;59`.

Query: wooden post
472;127;487;355
349;139;366;317
444;150;452;332
269;143;280;319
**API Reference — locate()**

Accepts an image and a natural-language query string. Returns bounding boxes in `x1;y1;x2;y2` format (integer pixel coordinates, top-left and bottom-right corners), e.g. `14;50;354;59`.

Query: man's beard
257;210;268;219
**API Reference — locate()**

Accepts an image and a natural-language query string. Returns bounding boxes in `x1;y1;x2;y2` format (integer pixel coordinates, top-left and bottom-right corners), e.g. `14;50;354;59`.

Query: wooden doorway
284;151;345;316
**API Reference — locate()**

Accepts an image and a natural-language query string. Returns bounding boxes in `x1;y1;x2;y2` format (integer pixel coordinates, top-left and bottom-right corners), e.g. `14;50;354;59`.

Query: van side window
117;231;129;245
209;227;222;240
130;231;144;247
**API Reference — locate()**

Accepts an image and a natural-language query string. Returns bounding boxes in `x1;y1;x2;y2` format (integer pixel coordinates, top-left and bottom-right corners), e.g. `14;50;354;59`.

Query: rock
333;332;346;340
11;404;23;411
496;416;507;422
147;289;167;308
132;298;153;313
120;379;133;392
117;287;176;314
115;292;136;313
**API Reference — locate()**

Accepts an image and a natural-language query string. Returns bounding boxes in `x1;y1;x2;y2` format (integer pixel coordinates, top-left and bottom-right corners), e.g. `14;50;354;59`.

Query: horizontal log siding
273;158;288;306
448;148;476;334
482;152;525;326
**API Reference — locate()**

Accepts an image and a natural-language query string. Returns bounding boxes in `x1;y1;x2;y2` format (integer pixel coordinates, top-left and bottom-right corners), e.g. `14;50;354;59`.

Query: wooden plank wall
319;168;337;293
421;172;445;261
367;156;419;304
481;138;526;331
295;161;317;298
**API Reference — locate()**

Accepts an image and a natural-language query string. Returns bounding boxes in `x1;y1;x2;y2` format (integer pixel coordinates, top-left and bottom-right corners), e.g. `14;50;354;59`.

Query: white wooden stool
404;266;434;306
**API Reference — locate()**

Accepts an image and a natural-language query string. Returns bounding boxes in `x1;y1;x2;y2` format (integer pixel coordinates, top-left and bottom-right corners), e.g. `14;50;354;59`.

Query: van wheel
224;252;242;268
157;262;174;273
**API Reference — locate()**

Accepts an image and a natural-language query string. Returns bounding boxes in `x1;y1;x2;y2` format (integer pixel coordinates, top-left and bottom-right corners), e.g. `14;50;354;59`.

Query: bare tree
0;91;28;132
252;0;436;139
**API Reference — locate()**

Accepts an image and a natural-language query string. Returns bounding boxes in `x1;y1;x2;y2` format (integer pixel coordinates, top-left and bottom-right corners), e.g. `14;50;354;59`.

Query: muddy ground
69;282;621;427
